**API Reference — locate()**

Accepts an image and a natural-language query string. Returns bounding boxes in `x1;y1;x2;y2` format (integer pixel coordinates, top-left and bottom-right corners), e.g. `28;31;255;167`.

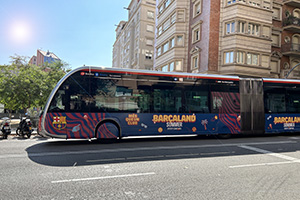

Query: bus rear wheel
96;122;120;140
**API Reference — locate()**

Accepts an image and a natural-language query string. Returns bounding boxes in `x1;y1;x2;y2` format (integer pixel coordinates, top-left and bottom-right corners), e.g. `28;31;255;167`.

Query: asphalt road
1;134;300;200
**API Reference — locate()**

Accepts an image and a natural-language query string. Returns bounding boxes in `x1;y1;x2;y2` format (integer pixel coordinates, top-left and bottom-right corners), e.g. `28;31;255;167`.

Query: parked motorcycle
0;117;11;139
16;116;32;138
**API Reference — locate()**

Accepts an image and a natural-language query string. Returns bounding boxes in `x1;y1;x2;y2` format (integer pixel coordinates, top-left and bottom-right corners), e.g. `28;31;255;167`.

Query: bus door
239;78;265;134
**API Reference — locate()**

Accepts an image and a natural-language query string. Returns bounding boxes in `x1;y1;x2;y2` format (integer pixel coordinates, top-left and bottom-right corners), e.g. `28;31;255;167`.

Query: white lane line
0;140;295;160
229;145;300;169
239;145;298;161
51;172;156;184
229;161;298;168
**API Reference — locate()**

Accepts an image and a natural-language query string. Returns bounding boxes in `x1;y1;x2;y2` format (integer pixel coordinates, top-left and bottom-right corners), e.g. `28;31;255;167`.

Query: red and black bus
39;66;300;139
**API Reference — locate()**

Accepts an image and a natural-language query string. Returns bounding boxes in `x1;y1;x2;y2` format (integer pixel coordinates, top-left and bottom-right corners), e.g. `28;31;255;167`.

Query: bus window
49;90;66;112
286;89;300;113
264;91;286;113
135;86;151;113
153;89;182;113
211;92;240;114
184;90;209;113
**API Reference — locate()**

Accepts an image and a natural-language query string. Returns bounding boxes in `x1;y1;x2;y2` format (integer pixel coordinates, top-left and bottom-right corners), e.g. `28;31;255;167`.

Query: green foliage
0;55;68;112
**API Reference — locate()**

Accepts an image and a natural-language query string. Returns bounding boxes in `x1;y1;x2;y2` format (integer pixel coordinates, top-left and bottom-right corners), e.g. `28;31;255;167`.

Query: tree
0;55;68;115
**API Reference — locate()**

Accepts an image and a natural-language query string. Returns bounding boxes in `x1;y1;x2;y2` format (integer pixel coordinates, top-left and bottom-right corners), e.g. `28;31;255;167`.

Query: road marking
229;161;299;168
229;145;300;169
0;140;296;159
51;172;155;183
239;145;298;161
289;137;300;140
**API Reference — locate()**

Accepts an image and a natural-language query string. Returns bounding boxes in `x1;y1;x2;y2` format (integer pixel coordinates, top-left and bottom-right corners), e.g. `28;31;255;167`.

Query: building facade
29;49;60;66
276;0;300;79
112;0;157;70
154;0;190;72
154;0;300;79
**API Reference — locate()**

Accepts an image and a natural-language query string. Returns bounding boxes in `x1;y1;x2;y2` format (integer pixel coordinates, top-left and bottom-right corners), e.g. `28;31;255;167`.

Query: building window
146;39;153;46
158;5;163;14
273;7;281;20
158;26;162;35
162;64;168;72
237;51;245;64
176;35;183;46
175;60;182;71
164;0;170;8
272;34;280;47
157;47;161;57
170;37;175;48
248;23;260;36
262;0;270;10
192;25;201;43
147;24;154;32
224;51;234;64
163;19;171;31
249;1;260;7
226;22;235;34
170;12;176;24
158;0;174;15
238;21;245;33
147;11;154;19
193;0;202;17
247;53;259;65
163;42;169;53
227;0;236;5
169;62;174;71
192;55;199;69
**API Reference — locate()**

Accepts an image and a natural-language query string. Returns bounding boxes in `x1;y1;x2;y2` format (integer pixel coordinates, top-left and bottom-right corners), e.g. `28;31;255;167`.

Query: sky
0;0;130;69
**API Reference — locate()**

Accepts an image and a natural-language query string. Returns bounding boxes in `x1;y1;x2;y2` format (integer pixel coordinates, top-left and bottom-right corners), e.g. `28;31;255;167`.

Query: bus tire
96;121;120;140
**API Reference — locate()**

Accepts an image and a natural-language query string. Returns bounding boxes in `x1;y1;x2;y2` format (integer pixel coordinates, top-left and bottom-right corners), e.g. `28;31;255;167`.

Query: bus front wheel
96;122;120;140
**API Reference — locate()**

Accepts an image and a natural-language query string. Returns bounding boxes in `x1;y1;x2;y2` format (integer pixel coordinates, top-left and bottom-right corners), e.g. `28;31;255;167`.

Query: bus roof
263;78;300;84
70;66;300;84
75;66;240;81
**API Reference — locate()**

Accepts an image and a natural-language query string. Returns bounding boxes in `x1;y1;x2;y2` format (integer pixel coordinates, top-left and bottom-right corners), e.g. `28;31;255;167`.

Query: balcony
283;0;300;7
282;43;300;56
283;16;300;33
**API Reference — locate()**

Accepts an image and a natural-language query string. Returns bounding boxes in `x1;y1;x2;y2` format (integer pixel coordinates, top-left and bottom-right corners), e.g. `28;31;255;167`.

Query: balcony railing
282;43;300;56
283;16;300;33
283;16;300;26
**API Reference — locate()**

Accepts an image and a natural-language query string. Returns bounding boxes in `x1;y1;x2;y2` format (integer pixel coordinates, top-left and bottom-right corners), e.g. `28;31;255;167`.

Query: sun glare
10;22;31;44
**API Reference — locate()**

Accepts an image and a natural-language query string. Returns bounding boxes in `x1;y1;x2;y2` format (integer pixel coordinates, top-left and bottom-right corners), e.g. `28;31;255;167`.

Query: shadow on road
25;133;300;167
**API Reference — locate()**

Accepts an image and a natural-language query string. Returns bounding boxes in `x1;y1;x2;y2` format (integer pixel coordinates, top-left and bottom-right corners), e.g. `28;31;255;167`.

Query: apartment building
112;0;156;70
155;0;300;79
219;0;273;77
29;49;60;66
275;0;300;79
154;0;190;72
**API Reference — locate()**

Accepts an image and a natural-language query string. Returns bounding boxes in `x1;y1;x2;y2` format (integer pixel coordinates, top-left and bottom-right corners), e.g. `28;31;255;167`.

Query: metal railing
283;16;300;26
282;43;300;52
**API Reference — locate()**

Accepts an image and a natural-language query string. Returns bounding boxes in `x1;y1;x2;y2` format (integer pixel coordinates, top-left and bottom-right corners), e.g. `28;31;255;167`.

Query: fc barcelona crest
52;116;67;130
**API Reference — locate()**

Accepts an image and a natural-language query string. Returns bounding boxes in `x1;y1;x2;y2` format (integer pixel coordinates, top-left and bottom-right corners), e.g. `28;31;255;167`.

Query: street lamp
285;62;300;79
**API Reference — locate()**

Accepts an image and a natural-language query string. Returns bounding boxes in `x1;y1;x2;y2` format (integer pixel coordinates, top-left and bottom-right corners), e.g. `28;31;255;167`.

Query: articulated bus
40;66;300;139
